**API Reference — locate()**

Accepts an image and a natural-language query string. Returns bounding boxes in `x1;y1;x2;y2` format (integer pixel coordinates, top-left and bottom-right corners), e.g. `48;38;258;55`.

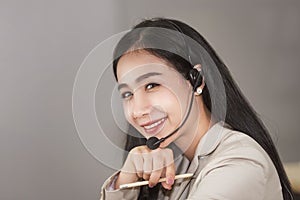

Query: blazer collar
197;121;232;156
187;121;232;173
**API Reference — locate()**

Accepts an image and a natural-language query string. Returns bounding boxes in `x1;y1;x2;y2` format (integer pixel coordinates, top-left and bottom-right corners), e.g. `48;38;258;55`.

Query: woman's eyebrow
118;72;162;91
135;72;162;83
117;83;128;91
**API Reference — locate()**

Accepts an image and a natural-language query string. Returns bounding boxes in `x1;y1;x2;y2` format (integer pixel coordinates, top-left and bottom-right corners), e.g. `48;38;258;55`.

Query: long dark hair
112;18;293;200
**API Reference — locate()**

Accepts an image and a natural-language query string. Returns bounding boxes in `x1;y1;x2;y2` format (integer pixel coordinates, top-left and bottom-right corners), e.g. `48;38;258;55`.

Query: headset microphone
146;68;202;150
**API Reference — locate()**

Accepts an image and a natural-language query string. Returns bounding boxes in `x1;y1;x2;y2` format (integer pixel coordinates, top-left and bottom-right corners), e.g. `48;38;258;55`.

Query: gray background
1;0;299;199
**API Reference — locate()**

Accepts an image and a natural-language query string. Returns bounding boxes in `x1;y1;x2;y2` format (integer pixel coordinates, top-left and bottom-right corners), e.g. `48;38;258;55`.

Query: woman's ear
192;64;205;96
193;64;202;72
188;64;202;86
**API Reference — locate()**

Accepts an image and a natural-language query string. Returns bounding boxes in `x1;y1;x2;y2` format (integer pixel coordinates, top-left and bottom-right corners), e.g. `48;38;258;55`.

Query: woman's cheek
161;90;183;109
122;101;133;122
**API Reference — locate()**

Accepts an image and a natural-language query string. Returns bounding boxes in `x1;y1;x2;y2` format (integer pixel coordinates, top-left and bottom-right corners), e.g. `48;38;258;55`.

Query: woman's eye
121;91;133;99
145;83;160;90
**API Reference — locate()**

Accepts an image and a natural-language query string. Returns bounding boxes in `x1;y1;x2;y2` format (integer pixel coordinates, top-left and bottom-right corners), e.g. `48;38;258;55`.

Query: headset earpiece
188;68;202;91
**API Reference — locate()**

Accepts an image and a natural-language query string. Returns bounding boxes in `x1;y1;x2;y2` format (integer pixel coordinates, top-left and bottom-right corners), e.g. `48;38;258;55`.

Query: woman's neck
180;98;212;161
184;114;211;161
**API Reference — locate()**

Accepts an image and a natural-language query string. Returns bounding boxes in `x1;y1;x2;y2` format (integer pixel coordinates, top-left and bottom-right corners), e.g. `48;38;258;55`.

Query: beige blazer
100;122;283;200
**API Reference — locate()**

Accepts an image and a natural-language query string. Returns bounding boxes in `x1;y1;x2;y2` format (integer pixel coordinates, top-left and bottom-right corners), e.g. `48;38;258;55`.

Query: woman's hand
115;145;175;190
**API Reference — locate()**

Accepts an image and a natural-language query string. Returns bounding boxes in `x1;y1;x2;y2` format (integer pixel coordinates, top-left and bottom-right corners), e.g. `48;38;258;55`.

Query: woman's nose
131;93;151;119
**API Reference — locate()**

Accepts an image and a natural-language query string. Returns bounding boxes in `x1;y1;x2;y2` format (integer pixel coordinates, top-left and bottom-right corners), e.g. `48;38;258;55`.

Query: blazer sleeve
100;171;140;200
187;147;269;200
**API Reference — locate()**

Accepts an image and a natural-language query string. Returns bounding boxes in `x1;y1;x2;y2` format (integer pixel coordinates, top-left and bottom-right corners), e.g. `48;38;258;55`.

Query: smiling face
116;51;200;148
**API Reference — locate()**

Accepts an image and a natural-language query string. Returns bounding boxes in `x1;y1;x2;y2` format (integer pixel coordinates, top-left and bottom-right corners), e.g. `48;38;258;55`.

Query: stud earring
196;87;202;95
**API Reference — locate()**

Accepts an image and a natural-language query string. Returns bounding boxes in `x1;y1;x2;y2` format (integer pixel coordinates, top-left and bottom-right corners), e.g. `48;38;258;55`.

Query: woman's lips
141;118;166;135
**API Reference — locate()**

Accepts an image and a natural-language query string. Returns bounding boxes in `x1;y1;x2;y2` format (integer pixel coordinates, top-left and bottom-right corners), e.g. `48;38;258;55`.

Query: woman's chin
159;137;174;148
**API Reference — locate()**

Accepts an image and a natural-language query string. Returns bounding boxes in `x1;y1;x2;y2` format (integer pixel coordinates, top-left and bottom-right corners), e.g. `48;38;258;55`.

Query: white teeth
144;118;165;129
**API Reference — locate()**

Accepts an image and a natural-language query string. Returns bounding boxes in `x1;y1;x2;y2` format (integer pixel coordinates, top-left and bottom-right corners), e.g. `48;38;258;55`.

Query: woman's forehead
117;52;182;83
118;51;173;72
117;63;182;86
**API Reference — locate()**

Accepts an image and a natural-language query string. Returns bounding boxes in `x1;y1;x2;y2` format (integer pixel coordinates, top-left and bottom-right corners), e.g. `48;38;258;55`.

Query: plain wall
1;0;299;199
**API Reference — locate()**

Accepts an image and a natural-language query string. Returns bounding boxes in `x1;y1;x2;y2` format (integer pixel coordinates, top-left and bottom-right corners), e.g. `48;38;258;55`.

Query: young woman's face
116;51;198;147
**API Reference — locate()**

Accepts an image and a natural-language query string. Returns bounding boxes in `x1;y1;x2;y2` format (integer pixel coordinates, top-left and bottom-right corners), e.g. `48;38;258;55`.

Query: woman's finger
132;153;144;178
149;153;164;187
161;182;172;190
163;149;175;188
142;153;152;180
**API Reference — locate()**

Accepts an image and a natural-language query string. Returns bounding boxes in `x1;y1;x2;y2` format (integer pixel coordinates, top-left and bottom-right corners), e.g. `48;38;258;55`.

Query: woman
100;18;293;199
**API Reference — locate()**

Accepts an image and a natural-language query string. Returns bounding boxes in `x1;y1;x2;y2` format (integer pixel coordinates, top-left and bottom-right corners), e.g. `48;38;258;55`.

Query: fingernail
167;178;174;185
149;183;154;188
